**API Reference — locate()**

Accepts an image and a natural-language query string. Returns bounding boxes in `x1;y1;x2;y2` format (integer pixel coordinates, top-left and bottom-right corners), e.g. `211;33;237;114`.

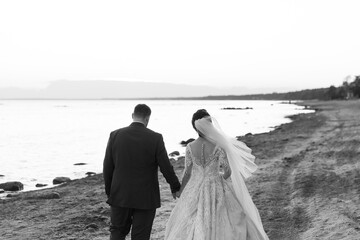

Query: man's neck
133;120;145;125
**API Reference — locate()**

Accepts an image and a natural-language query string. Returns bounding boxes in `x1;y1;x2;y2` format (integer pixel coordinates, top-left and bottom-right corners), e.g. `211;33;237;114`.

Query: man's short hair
133;104;151;118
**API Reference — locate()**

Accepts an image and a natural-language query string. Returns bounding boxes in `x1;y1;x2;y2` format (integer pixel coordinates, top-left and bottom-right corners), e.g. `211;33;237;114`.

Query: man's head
132;104;151;127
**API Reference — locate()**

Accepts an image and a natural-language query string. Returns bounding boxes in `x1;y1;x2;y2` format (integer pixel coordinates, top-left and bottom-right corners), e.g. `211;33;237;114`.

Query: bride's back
189;138;217;164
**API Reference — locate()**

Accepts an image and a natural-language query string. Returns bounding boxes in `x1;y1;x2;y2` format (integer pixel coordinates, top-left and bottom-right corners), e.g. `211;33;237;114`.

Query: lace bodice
183;143;230;181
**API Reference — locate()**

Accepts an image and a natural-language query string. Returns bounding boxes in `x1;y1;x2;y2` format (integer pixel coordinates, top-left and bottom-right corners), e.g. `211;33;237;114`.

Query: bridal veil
195;116;269;240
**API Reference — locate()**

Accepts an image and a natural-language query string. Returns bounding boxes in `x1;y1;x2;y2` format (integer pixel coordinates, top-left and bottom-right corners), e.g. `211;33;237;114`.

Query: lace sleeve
219;148;231;179
182;145;193;178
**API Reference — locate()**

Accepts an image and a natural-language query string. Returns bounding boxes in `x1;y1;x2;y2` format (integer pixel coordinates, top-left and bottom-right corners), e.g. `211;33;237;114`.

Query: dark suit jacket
103;122;181;209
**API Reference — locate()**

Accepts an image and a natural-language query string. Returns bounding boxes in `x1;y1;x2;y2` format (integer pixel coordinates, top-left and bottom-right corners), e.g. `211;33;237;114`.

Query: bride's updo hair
192;109;210;134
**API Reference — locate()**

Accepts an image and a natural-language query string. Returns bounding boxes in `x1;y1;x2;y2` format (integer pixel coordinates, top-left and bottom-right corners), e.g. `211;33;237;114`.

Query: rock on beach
180;138;195;146
36;183;48;188
169;151;180;157
53;177;71;185
85;172;96;177
0;181;24;191
6;193;20;198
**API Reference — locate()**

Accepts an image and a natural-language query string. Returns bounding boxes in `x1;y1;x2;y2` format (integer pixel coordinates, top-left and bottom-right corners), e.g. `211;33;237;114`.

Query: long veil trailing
195;116;269;240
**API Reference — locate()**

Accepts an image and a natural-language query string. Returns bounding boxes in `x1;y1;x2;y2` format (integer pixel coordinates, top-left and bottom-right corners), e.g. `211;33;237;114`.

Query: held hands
172;191;181;199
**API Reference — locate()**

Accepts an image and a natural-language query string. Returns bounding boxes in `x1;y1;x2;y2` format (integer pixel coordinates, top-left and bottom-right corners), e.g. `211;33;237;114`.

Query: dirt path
292;101;360;240
1;100;359;240
245;100;360;240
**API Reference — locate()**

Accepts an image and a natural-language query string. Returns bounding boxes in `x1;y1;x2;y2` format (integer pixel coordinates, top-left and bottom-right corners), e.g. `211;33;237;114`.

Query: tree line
194;75;360;101
327;76;360;100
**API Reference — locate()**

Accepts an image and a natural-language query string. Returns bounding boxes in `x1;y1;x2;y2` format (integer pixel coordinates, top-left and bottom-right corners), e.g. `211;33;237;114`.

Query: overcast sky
0;0;359;91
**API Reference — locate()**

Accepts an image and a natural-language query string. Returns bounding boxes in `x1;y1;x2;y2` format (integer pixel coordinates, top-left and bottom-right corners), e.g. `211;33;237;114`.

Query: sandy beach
1;100;359;240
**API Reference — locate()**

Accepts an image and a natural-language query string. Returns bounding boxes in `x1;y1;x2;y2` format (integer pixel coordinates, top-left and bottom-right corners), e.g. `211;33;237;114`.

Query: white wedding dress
164;143;266;240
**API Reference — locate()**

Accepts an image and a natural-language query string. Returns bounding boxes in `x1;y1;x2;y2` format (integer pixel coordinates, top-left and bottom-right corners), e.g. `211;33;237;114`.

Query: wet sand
1;100;359;240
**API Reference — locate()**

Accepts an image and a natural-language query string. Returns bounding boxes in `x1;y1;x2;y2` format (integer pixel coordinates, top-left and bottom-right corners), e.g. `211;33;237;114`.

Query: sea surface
0;100;313;193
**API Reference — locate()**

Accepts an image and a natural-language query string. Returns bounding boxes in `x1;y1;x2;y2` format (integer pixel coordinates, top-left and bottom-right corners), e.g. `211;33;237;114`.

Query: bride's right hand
172;191;181;199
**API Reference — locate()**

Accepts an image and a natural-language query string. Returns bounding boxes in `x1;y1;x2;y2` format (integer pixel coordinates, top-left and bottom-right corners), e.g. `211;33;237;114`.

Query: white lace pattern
165;144;265;240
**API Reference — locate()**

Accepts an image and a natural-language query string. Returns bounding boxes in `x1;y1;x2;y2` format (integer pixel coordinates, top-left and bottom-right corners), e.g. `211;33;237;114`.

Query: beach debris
35;183;48;188
85;223;99;230
85;172;96;177
0;181;24;191
221;107;253;110
180;138;195;146
169;151;180;157
74;163;87;166
0;174;4;177
53;177;71;185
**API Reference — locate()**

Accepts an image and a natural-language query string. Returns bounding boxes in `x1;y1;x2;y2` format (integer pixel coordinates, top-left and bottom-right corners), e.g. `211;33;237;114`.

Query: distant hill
0;79;354;101
0;80;294;99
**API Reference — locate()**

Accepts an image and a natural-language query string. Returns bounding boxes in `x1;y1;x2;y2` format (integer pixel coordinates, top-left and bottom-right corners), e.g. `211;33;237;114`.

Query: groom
103;104;181;240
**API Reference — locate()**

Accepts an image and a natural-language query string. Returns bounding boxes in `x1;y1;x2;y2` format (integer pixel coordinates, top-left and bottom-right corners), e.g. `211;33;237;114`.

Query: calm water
0;100;313;193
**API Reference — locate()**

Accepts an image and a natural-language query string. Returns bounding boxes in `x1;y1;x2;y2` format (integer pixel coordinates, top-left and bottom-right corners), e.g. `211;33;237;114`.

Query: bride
164;109;269;240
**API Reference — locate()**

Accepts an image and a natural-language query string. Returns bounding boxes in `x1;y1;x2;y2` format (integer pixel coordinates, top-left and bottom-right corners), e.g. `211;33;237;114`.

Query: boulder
53;177;71;185
245;133;253;137
0;174;4;177
180;138;195;146
0;181;24;191
0;189;4;193
169;151;180;157
35;183;48;188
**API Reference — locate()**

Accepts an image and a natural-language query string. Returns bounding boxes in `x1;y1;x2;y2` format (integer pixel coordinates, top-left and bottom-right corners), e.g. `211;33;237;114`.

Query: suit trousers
110;206;156;240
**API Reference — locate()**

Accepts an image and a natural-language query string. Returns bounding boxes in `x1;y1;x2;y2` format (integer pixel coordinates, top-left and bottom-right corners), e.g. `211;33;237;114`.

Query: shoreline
1;100;359;239
0;100;311;195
